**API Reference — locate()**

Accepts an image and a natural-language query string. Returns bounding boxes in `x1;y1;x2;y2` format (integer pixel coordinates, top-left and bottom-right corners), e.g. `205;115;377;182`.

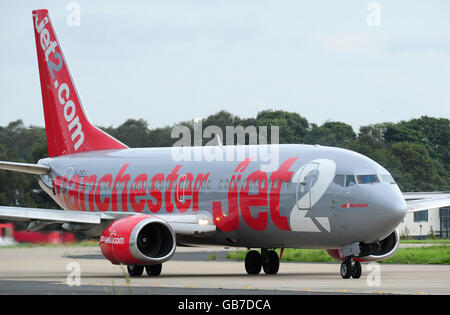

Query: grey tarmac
0;246;449;295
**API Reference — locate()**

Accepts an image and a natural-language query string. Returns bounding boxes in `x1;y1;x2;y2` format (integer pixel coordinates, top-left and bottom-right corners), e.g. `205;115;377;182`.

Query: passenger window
333;175;345;187
345;175;356;187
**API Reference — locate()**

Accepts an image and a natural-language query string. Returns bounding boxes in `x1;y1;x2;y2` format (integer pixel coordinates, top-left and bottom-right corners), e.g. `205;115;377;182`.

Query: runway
0;246;449;295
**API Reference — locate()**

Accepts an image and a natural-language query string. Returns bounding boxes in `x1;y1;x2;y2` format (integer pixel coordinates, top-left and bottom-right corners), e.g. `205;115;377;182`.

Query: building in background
398;206;450;239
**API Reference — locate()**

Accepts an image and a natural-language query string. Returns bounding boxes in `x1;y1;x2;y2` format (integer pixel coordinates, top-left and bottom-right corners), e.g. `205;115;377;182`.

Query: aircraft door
176;174;187;203
290;159;336;233
295;162;319;210
293;159;336;210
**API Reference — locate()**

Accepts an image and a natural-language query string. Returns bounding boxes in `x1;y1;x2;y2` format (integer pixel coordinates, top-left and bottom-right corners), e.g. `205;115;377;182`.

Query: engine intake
358;229;399;262
327;229;400;262
100;215;176;265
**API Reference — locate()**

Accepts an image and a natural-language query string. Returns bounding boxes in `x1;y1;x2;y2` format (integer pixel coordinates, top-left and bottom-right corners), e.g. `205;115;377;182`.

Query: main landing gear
340;258;362;279
126;264;162;277
245;249;280;275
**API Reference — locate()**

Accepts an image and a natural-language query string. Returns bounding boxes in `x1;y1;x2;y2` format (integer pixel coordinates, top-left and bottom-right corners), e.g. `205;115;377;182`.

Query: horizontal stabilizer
0;161;50;175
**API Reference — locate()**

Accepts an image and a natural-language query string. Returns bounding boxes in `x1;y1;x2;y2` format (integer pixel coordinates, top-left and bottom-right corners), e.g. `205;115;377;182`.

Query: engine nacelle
100;215;176;265
327;229;400;262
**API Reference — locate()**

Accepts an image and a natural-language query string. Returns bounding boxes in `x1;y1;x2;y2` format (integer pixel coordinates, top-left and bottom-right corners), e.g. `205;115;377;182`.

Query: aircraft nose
377;188;407;228
367;186;407;240
388;195;407;223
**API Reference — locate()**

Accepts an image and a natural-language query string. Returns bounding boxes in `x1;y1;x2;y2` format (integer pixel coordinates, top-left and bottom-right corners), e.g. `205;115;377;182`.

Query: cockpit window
335;174;387;187
356;175;380;184
333;174;345;187
345;175;356;187
380;174;396;184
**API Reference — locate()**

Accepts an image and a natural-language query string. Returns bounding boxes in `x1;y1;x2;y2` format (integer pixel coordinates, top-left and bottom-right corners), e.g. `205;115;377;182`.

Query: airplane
1;9;449;279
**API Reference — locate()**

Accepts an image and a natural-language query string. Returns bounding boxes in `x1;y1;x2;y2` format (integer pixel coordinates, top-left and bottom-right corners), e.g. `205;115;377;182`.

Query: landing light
198;218;209;225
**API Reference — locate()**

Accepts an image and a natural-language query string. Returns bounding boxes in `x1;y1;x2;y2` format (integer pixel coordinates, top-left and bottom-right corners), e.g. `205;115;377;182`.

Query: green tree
304;121;356;147
249;110;309;144
391;142;444;191
102;119;151;148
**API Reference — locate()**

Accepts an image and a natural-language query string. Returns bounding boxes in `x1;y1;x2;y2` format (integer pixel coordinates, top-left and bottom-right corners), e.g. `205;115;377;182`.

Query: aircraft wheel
127;265;144;277
245;250;262;275
340;260;352;279
351;261;362;279
262;250;280;275
145;264;162;277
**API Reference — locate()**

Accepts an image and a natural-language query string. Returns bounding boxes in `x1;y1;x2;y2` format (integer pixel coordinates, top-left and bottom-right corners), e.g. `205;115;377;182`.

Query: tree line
0;110;448;210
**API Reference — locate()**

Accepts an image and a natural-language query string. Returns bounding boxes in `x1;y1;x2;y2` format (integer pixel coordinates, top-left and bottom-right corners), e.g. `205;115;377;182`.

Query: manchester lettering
53;158;298;232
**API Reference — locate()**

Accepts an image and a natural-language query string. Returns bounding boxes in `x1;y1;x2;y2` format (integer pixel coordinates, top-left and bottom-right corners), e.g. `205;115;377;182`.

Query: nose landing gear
340;259;362;279
245;249;280;275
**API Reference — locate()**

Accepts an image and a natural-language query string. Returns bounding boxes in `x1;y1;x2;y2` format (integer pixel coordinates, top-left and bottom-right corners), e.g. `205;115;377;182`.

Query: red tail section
32;9;127;157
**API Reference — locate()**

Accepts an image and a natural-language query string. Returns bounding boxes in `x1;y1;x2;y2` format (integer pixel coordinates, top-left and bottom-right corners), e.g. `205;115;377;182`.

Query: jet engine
327;229;400;262
100;215;176;265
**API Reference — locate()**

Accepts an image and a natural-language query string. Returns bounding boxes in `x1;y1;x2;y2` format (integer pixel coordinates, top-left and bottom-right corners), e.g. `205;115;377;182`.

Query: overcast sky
1;0;449;133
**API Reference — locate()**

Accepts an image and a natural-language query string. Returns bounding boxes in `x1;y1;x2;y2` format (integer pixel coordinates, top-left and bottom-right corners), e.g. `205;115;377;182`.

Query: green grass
226;245;450;265
207;253;217;261
380;245;450;264
400;239;450;244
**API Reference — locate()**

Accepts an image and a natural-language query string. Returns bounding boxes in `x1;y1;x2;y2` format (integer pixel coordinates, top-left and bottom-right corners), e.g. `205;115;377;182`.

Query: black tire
245;250;262;275
340;260;352;279
262;250;280;275
351;261;362;279
127;265;144;277
145;264;162;277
